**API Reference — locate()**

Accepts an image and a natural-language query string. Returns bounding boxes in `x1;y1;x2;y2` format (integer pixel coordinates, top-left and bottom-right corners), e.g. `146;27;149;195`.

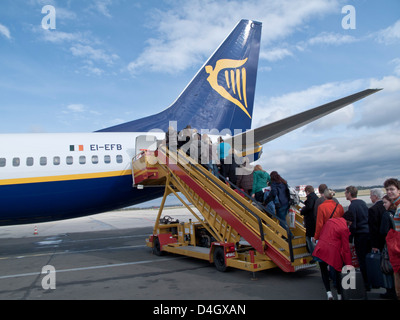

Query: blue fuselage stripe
0;175;164;226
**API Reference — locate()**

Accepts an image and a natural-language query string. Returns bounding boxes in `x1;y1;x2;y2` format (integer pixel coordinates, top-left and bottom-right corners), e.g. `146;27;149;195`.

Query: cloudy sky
0;0;399;189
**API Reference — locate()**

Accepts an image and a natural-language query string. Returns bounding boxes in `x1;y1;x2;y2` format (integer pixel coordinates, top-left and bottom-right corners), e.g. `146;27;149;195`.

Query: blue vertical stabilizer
98;19;262;134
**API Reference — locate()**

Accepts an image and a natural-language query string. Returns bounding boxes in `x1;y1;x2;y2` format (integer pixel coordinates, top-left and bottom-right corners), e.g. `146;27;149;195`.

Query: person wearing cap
313;212;354;300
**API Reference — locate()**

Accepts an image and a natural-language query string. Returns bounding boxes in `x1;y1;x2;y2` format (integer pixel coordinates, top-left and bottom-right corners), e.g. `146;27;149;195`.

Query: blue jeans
207;162;219;177
263;190;278;215
277;204;289;229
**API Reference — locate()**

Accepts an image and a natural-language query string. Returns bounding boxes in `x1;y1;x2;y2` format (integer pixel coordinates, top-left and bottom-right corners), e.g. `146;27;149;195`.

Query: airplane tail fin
98;19;262;134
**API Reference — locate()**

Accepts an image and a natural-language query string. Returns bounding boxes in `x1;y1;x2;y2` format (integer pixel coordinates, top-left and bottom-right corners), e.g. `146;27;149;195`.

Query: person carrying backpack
264;171;290;228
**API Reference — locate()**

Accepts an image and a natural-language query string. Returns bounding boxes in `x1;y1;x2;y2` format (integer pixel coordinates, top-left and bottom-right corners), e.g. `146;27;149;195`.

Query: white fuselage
0;132;166;225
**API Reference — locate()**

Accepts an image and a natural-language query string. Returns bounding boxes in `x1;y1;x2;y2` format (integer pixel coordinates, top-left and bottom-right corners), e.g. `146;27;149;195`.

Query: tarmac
0;195;371;239
0;207;195;239
0;196;388;302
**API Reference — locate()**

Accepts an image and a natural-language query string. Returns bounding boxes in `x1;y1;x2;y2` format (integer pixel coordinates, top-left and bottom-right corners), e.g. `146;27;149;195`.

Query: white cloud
352;92;400;129
253;75;400;136
32;23;92;45
392;58;400;76
27;1;77;21
308;32;358;46
89;0;114;18
127;0;339;74
369;75;400;92
32;15;117;75
252;79;365;130
61;104;103;125
258;128;400;188
40;30;83;43
251;74;400;188
81;65;105;76
0;23;11;39
28;0;56;6
261;48;293;62
70;44;119;65
66;104;86;113
376;19;400;44
56;7;78;21
350;76;400;129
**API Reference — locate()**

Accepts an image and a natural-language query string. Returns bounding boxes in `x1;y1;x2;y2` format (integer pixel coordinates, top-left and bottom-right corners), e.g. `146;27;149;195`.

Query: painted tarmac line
62;234;150;243
0;256;183;280
0;244;147;261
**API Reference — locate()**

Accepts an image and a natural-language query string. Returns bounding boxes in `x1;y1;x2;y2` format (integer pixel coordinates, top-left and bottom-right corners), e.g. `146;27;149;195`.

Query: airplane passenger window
79;156;86;165
53;156;60;166
40;157;47;166
66;156;73;165
0;158;6;167
104;155;111;164
116;155;123;163
92;155;98;164
26;157;34;166
13;158;20;167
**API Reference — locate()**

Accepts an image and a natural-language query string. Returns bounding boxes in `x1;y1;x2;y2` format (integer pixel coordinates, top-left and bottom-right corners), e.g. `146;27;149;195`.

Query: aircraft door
135;135;158;156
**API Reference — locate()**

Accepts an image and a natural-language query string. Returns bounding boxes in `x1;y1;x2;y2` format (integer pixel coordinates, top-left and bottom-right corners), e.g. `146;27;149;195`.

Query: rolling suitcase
341;268;367;300
366;251;384;288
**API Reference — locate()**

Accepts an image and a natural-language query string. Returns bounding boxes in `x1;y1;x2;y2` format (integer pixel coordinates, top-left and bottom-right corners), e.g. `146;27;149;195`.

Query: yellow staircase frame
134;146;313;273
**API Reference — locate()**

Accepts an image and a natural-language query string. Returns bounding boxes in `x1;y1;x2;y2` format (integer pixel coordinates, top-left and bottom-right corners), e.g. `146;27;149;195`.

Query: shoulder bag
329;203;339;219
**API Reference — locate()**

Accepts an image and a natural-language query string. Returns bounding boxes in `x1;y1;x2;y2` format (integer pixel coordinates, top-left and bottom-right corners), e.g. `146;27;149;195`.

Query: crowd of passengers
162;125;400;300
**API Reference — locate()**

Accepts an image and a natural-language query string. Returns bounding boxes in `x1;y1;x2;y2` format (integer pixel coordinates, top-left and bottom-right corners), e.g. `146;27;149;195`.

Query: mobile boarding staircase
132;146;314;273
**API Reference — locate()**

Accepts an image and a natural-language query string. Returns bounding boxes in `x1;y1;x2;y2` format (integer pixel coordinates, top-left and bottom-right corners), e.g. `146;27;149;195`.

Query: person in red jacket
314;189;345;240
313;212;353;300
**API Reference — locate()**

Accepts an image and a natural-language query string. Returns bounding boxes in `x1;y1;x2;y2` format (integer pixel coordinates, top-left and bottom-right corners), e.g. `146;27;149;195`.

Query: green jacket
252;170;271;195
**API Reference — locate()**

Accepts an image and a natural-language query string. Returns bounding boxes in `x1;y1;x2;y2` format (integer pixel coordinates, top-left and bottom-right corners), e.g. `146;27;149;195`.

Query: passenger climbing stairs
132;146;314;273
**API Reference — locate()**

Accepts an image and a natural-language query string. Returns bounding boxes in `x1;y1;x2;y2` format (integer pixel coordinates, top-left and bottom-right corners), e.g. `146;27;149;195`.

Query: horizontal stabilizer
226;88;382;149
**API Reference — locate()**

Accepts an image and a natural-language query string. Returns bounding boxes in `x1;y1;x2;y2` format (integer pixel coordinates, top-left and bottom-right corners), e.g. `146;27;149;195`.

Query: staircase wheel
213;247;227;272
153;237;164;256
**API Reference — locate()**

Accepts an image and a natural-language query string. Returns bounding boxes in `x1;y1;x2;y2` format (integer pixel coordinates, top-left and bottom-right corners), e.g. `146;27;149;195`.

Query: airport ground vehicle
132;145;314;273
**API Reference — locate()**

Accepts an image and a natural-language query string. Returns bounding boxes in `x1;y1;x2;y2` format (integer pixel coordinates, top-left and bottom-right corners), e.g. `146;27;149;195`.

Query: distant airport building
296;185;320;198
296;185;307;198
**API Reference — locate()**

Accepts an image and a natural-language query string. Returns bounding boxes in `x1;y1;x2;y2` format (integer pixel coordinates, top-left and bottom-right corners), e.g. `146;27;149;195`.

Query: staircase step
293;252;312;259
133;148;311;273
294;263;316;271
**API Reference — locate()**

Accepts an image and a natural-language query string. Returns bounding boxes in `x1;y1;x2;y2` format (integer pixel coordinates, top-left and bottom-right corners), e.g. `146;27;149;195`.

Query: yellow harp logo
205;58;251;119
